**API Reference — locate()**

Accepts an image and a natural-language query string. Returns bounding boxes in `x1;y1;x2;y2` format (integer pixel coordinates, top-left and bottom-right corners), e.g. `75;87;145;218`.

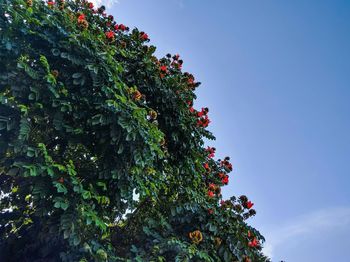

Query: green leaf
82;191;91;200
117;144;124;154
54;182;68;194
60;202;69;210
72;72;82;79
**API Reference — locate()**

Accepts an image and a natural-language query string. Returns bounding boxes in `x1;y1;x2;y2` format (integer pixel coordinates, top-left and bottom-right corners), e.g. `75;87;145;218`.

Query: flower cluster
247;231;259;248
184;73;200;89
148;110;158;120
170;53;183;70
77;13;88;29
47;1;55;7
218;172;229;185
218;196;256;221
220;156;233;171
203;162;211;172
140;31;149;41
205;146;216;158
105;30;115;40
196;107;210;127
115;24;127;31
207;183;221;198
159;65;167;78
189;230;203;244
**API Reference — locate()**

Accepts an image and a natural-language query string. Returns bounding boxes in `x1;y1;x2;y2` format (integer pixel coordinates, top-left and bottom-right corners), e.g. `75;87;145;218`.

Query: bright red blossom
207;191;215;198
140;32;149;41
206;146;216;158
221;158;233;171
248;237;259;248
197;115;210;127
160;65;167;73
88;2;94;8
47;1;55;6
115;24;127;31
246;201;254;209
221;175;229;185
105;31;115;40
78;14;85;21
119;24;126;31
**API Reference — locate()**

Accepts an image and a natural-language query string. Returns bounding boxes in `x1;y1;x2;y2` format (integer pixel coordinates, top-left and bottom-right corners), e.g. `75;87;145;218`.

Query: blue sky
97;1;350;260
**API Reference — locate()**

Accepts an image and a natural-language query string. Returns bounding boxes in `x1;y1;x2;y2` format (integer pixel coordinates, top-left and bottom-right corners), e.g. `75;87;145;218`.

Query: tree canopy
0;0;268;261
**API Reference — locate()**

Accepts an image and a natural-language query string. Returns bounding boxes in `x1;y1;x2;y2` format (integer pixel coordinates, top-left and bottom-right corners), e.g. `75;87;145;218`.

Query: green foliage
0;0;269;261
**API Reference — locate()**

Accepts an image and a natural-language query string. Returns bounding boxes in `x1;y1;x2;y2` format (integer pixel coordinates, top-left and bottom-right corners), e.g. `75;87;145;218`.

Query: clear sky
97;0;350;261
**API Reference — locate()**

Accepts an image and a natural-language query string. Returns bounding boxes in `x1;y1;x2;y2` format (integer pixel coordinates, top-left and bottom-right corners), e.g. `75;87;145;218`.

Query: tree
0;0;269;261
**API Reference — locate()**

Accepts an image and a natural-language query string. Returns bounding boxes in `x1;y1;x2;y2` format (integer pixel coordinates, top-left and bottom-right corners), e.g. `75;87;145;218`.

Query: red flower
105;31;115;40
208;183;216;191
246;201;254;209
248;237;259;248
160;65;167;73
140;32;149;41
78;14;85;21
47;1;55;6
221;175;229;185
88;2;94;8
119;24;126;31
207;191;214;198
203;162;210;171
206;146;215;158
199;115;210;127
221;159;233;171
189;107;195;113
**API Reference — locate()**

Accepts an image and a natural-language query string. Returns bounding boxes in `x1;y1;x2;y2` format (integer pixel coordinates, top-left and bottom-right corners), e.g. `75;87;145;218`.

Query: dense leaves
0;0;269;261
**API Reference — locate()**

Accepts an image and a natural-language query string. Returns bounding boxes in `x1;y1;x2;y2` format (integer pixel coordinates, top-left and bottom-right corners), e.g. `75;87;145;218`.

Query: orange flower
149;110;158;120
105;31;115;40
248;237;259;248
47;1;55;7
189;230;203;244
132;90;142;101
